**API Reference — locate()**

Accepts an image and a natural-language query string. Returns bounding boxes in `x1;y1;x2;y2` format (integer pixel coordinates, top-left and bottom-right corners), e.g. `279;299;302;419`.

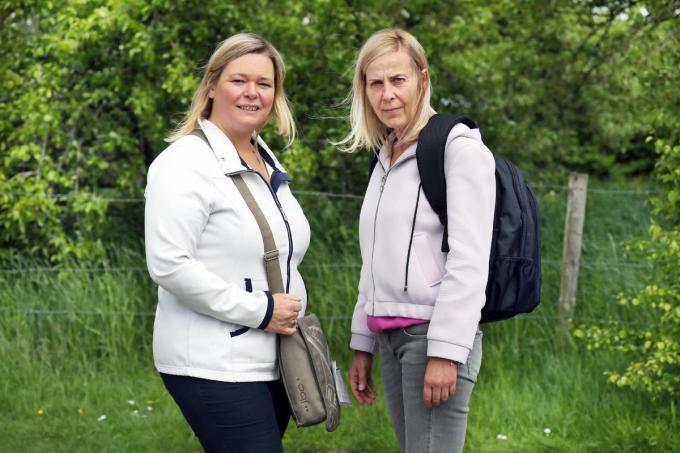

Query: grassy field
1;181;678;452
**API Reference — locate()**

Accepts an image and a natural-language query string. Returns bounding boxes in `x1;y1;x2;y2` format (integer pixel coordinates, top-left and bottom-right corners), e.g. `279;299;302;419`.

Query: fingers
432;386;443;406
423;357;458;407
366;375;377;397
351;368;372;404
349;366;363;401
423;385;432;408
349;352;376;405
264;292;303;335
279;325;297;336
274;293;302;315
357;364;368;392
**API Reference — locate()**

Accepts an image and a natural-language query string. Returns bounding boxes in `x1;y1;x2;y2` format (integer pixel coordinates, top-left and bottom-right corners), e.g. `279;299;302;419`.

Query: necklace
241;141;269;179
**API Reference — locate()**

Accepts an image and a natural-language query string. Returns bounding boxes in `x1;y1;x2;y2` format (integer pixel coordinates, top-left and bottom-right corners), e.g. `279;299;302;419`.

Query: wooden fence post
559;173;589;329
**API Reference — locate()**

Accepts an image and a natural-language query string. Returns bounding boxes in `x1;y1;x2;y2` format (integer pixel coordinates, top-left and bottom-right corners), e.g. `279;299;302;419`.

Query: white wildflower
496;434;508;440
639;7;649;17
97;415;107;422
302;16;310;25
126;400;135;405
544;428;551;435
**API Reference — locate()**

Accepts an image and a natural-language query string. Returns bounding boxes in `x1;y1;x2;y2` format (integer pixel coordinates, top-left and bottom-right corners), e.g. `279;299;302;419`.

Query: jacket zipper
228;169;293;292
368;152;417;314
370;172;387;315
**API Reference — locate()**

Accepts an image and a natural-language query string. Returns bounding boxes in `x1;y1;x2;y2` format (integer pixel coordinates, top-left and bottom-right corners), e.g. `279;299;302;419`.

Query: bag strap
415;114;478;253
189;128;284;294
231;175;284;294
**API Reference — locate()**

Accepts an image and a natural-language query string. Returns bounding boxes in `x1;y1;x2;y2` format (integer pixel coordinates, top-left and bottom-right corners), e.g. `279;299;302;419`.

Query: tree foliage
574;137;680;397
1;0;678;261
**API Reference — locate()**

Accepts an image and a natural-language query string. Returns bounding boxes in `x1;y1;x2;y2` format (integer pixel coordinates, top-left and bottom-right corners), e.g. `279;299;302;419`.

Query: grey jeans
377;324;483;453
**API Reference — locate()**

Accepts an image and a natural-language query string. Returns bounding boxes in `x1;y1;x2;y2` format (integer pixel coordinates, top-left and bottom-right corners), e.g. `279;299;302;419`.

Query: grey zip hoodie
350;123;496;364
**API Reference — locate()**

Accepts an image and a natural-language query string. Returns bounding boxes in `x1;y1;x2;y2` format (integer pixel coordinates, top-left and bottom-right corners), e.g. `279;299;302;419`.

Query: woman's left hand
423;357;458;408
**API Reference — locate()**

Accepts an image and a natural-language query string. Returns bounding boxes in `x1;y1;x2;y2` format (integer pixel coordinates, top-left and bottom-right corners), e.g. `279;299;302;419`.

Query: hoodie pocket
228;277;277;365
412;233;445;287
229;278;254;338
187;311;232;370
401;234;444;306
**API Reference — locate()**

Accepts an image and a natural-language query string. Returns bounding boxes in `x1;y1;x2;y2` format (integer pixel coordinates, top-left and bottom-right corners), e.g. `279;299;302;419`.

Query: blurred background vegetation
1;0;678;451
2;0;678;261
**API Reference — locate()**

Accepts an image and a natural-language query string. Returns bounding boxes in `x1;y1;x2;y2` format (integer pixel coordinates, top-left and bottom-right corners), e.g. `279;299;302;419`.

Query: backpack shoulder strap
368;152;379;182
416;114;478;252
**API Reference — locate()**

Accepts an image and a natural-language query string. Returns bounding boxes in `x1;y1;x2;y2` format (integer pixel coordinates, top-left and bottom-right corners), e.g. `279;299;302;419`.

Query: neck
208;116;256;150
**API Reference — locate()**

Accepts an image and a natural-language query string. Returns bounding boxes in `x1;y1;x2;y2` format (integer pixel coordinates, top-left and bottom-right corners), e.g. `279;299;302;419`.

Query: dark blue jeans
160;373;291;453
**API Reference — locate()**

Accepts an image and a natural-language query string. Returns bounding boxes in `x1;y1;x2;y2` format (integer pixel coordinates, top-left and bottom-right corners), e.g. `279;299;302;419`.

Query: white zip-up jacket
350;123;496;364
145;119;310;382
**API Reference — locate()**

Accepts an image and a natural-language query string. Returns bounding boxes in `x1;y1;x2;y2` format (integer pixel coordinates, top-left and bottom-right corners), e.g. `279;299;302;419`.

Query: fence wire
0;306;659;327
0;258;659;275
0;183;659;204
0;183;663;327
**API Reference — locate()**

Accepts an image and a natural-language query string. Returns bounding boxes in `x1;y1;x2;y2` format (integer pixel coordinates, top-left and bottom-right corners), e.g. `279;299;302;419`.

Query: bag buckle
264;249;279;262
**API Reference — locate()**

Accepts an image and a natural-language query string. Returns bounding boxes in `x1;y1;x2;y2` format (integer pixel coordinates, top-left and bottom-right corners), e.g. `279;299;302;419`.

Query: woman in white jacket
145;33;309;453
338;29;496;453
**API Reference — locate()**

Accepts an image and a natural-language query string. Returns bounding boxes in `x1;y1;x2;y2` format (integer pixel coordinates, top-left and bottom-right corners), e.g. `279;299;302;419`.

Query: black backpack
369;114;541;323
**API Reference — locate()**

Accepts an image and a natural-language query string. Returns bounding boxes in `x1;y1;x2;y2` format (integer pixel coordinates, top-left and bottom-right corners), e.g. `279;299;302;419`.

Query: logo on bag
296;378;309;411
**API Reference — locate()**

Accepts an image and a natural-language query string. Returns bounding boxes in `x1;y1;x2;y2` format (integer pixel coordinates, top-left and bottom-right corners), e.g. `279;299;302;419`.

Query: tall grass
1;181;677;452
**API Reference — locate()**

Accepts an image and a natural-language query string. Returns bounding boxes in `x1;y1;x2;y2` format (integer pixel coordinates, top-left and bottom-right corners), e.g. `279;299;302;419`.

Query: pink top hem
367;315;429;333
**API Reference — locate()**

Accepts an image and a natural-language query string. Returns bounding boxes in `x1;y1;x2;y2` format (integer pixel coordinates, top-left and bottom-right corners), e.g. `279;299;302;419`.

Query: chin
384;121;406;132
236;117;266;129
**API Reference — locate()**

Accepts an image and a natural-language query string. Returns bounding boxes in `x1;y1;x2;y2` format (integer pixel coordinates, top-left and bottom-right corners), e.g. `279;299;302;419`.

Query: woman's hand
349;351;377;405
423;357;458;408
265;293;302;336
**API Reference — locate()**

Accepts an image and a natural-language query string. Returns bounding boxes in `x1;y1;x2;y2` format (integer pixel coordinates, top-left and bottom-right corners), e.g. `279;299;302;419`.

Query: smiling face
364;50;428;139
208;52;275;140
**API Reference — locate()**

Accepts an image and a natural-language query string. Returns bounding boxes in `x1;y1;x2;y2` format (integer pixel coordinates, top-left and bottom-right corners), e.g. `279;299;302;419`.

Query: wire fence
0;183;662;326
0;258;658;275
0;183;660;203
0;306;660;328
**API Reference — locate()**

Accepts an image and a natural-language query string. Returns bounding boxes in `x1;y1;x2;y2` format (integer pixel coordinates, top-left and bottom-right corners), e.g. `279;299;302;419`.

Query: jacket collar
198;118;289;176
378;134;417;171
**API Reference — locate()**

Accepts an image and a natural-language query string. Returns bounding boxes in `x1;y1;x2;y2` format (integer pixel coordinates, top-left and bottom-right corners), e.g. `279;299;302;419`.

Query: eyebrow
367;73;408;82
229;73;274;82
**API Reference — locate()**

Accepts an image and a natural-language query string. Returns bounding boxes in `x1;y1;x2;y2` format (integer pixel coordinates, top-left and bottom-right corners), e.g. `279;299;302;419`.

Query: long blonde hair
336;28;435;153
166;33;296;145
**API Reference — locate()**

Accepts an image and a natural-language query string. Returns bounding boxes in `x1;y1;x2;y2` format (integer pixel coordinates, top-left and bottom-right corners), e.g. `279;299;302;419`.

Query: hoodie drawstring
404;182;422;292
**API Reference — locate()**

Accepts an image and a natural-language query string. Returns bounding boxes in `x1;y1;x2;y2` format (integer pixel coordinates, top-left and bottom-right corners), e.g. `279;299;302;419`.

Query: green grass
1;180;678;452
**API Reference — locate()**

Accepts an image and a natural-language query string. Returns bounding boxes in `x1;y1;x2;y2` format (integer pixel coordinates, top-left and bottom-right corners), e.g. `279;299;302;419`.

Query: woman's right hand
265;293;302;336
349;350;376;405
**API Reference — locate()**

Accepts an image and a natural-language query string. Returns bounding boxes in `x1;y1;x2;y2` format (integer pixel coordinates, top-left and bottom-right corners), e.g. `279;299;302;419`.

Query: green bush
2;1;679;262
575;138;680;397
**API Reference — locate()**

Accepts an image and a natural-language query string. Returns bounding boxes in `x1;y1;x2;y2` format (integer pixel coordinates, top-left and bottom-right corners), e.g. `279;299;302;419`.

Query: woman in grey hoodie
338;29;496;453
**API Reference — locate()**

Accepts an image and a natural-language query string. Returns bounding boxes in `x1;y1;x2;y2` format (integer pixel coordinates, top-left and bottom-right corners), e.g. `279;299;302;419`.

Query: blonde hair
166;33;296;145
336;28;435;153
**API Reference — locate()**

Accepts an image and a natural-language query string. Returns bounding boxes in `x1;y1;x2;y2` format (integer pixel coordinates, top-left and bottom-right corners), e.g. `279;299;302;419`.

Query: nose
244;81;257;98
381;82;395;102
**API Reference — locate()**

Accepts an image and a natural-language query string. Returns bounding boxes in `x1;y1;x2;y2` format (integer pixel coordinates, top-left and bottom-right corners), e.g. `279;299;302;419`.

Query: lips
237;105;260;111
382;107;402;114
